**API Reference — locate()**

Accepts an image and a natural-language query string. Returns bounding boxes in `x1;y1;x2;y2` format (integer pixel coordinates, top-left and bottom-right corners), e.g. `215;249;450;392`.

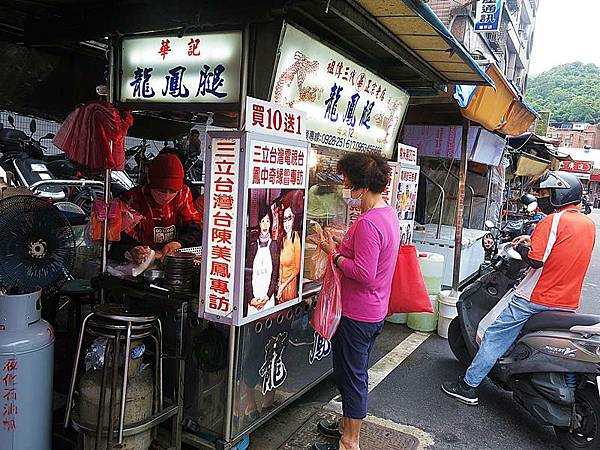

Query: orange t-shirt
515;206;596;309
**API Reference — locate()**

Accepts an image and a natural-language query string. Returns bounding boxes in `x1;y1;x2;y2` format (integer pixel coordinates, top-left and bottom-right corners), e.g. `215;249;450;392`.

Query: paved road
249;211;600;450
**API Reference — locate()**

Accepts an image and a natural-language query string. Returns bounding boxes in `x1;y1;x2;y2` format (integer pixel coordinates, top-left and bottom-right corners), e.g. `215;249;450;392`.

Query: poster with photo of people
244;188;306;317
243;137;309;319
395;165;419;246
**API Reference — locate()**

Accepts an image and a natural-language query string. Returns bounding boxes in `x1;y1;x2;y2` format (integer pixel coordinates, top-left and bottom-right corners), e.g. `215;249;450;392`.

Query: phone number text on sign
249;140;307;189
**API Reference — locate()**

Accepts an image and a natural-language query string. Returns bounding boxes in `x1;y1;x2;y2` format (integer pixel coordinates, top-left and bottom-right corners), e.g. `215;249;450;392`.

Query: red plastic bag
310;253;343;340
53;100;134;171
387;245;433;315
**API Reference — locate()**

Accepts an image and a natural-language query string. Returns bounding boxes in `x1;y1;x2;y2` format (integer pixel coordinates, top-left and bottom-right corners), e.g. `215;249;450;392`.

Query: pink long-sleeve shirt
338;206;400;323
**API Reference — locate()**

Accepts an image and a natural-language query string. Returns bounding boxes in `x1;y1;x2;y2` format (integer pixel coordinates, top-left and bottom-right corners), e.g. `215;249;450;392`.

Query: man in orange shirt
442;171;596;406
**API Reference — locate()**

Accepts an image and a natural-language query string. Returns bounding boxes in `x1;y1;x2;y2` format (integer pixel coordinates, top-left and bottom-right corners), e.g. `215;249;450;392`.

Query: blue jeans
464;295;564;388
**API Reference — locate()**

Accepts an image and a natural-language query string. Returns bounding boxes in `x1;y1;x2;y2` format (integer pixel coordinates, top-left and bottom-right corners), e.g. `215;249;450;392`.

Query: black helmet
538;171;583;208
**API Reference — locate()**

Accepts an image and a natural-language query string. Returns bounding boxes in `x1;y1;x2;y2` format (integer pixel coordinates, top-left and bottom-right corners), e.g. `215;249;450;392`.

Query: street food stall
401;124;507;288
59;21;416;450
0;0;498;447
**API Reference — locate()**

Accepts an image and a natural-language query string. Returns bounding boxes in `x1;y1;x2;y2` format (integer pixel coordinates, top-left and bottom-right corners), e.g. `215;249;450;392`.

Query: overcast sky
528;0;600;75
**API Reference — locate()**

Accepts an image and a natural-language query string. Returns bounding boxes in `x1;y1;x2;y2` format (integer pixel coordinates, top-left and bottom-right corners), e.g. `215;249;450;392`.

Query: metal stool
59;278;97;355
64;304;167;448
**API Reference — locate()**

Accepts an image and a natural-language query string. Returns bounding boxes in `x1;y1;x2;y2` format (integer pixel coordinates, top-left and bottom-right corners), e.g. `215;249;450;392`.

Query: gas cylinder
0;290;54;450
78;350;154;449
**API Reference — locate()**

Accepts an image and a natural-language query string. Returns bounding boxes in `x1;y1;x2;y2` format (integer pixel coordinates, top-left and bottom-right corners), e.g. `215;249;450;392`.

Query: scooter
0;116;67;200
0;116;134;213
448;233;600;449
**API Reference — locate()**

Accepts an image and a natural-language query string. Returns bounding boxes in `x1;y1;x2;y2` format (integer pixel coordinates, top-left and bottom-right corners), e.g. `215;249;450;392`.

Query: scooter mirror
485;220;495;229
7;116;15;128
41;133;55;140
29;119;37;135
526;201;538;213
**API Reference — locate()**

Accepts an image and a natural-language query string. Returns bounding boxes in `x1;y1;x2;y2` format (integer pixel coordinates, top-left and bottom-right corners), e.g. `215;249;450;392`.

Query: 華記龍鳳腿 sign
119;31;242;104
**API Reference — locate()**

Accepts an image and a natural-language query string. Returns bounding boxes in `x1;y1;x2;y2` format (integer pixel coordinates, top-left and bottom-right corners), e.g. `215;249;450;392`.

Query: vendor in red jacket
110;152;202;263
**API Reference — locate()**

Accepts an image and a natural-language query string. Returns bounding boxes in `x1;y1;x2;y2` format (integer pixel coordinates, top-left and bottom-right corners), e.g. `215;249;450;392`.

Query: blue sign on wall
474;0;504;32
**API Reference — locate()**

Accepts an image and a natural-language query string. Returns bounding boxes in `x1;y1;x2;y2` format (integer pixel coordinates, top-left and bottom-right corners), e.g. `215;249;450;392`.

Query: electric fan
0;195;76;296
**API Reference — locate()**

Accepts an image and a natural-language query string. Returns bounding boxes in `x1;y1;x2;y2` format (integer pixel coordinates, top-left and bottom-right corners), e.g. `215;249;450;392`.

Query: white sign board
203;138;241;318
119;31;243;104
245;96;306;140
248;139;307;189
271;25;410;159
397;143;418;166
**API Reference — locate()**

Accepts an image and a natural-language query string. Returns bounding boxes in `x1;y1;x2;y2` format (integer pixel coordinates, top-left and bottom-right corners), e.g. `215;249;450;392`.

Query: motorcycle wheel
447;317;473;367
555;384;600;450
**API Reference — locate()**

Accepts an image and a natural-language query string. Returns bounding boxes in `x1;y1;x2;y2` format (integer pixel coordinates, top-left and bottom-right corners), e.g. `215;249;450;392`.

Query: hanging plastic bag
311;248;328;281
310;253;343;340
308;221;329;282
387;245;433;315
476;289;514;344
90;199;122;241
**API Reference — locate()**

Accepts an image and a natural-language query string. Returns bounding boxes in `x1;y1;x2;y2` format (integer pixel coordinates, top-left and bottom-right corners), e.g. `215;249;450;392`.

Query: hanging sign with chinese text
203;138;241;320
118;31;242;105
245;96;306;140
559;160;594;174
474;0;504;32
271;25;409;160
397;143;418;166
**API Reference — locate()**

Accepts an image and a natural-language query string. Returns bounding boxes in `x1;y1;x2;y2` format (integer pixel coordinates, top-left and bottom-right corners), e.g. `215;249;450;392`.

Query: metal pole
224;325;237;442
100;167;111;304
483;170;493;226
451;118;470;294
421;171;445;239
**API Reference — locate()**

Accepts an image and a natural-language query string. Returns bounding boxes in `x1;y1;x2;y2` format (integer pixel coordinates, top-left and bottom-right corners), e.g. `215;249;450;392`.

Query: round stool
59;279;97;351
64;304;164;448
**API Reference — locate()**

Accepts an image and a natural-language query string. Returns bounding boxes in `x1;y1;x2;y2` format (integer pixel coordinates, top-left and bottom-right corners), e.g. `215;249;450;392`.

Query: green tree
526;62;600;123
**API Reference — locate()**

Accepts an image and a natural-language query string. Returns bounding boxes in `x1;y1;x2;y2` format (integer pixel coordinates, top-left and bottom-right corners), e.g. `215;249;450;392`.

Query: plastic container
437;315;454;339
418;252;445;295
406;295;438;332
437;290;460;339
386;313;408;324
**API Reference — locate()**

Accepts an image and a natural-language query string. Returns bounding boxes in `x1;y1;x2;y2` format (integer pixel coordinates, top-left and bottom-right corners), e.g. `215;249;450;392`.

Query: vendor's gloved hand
160;241;182;262
129;246;151;265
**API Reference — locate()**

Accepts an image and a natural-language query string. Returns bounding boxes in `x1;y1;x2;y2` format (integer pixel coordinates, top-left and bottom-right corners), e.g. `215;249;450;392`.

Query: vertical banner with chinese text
395;143;420;246
203;138;240;320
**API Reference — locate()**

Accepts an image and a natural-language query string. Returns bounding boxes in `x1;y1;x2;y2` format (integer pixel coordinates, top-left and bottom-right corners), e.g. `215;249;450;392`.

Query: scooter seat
523;311;600;333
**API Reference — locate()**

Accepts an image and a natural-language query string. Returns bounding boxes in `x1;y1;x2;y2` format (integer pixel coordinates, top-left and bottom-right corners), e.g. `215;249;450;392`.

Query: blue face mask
343;188;364;209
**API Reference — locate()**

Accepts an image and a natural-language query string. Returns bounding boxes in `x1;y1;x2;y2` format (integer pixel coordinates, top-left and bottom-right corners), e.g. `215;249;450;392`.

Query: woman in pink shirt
314;152;400;450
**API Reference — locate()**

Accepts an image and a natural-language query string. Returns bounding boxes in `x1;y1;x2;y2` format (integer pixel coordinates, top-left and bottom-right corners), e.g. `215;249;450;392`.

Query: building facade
547;123;600;148
427;0;539;93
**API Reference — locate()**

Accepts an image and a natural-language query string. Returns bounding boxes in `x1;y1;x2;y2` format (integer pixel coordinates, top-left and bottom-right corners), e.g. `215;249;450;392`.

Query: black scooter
449;233;600;449
0;116;67;200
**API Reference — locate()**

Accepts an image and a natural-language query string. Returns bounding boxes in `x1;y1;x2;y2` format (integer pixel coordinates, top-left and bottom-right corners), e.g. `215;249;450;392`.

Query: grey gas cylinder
79;355;154;449
0;291;54;450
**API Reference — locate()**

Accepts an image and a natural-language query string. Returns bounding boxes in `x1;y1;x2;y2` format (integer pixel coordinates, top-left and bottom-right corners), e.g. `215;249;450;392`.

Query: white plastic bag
107;249;156;277
476;289;514;344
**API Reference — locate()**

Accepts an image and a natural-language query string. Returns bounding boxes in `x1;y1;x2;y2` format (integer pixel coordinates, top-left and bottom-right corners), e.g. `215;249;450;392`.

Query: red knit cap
148;153;184;191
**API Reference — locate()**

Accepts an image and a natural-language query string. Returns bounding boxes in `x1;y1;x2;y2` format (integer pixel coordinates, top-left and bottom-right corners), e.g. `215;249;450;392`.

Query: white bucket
437;290;460;339
437;314;454;339
438;296;458;318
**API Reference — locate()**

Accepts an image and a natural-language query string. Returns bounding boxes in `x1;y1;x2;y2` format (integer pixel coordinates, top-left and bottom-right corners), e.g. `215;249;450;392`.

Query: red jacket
109;184;202;260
